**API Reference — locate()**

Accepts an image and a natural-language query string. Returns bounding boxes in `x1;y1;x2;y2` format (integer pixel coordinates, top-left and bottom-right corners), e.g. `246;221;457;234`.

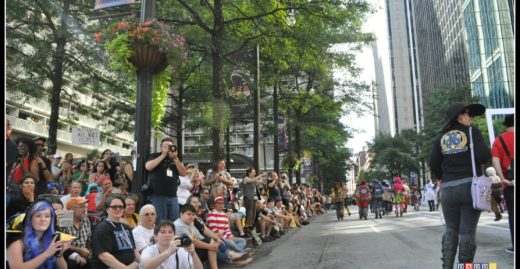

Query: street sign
94;0;135;10
71;128;100;147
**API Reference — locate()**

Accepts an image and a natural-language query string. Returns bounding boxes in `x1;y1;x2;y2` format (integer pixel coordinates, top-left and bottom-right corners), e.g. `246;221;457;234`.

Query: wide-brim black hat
442;102;486;130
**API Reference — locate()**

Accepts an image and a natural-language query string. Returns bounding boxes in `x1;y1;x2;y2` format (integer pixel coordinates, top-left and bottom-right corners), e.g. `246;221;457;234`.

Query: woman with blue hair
7;199;71;269
47;182;62;195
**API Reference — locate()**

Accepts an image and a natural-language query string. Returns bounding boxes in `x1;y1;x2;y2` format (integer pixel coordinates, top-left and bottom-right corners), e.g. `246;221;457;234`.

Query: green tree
6;0;133;154
368;134;419;178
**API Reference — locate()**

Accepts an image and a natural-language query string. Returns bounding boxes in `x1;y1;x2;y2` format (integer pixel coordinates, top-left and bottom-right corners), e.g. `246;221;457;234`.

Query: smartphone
53;231;61;241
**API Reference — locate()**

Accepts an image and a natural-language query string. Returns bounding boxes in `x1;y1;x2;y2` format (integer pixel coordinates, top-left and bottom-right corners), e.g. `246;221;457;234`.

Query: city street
242;206;513;269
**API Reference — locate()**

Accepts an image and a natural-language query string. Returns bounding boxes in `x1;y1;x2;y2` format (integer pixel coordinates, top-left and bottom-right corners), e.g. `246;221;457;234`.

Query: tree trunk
286;109;293;184
273;83;279;174
211;0;225;162
48;0;69;154
176;85;184;160
295;122;301;185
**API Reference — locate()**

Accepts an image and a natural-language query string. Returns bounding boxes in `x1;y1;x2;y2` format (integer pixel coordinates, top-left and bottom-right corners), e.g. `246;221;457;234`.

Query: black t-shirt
147;153;179;196
36;158;52;196
91;220;136;269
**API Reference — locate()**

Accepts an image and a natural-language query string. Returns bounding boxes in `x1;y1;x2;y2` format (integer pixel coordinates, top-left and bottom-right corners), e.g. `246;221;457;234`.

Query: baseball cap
32;137;47;143
213;196;225;204
187;163;196;168
66;197;89;210
53;153;62;159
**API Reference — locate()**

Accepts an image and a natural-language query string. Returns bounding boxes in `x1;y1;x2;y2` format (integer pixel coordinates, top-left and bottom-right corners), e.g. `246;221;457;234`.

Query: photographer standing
145;138;187;222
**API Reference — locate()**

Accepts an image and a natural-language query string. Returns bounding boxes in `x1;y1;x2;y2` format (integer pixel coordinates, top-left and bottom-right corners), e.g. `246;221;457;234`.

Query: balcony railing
8;114;131;155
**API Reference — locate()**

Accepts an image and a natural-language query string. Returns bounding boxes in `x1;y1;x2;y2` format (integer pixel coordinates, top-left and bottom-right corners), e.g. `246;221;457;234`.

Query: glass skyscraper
462;0;515;108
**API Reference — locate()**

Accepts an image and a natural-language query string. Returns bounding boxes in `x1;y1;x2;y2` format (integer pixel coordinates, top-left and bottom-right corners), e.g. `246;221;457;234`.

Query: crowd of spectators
5;130;326;268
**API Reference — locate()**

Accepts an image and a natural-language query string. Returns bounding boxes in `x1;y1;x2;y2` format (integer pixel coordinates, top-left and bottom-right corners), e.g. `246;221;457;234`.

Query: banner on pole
94;0;135;10
72;128;100;147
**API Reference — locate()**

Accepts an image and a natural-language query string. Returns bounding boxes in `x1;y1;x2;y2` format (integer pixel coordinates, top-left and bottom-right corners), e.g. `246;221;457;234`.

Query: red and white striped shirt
206;210;233;239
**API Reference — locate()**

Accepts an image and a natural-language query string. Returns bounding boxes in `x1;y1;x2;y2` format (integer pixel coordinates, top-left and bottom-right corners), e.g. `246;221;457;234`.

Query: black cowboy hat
442;102;486;130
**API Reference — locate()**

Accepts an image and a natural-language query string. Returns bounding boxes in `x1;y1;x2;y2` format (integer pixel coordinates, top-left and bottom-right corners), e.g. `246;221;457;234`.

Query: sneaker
506;247;514;254
231;257;253;266
230;252;249;262
242;248;254;254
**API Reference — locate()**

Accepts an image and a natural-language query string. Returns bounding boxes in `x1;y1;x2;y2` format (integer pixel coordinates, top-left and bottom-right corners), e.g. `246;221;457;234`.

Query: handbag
469;127;492;212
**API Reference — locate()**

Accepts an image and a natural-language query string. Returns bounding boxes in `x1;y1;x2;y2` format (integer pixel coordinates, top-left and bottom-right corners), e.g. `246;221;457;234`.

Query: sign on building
72;128;100;147
94;0;135;10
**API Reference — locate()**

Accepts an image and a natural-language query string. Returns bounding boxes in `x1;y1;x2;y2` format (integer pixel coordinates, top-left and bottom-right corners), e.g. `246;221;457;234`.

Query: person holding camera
145;137;187;222
140;219;203;269
33;137;56;196
206;160;234;208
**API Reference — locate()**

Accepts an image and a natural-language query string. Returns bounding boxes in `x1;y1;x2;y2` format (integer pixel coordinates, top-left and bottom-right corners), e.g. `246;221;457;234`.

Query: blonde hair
485;167;496;177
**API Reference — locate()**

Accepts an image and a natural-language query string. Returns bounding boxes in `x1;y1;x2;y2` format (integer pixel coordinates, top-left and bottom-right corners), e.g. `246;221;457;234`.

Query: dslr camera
176;234;192;247
169;145;177;152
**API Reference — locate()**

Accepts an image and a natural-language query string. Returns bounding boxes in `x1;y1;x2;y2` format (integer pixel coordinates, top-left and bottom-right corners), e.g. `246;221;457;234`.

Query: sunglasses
108;205;125;210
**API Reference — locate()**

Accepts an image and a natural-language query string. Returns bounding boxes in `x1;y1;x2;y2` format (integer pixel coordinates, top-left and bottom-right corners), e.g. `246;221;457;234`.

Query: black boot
441;232;458;269
494;212;502;221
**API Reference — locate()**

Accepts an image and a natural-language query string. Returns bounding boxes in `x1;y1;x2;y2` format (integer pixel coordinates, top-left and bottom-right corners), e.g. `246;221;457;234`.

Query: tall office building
462;0;515;109
372;0;422;136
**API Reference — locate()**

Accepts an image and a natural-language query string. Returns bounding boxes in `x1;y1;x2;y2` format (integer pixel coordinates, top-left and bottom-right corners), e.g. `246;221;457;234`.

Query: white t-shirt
139;244;192;269
132;225;154;252
177;176;193;205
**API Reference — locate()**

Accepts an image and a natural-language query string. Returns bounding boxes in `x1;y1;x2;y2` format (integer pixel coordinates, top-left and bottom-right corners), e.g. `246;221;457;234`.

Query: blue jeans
440;180;481;268
222;237;246;252
149;195;179;222
216;241;231;263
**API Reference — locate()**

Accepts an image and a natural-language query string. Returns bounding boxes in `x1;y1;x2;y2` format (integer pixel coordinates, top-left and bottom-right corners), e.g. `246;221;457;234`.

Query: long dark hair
245;167;254;178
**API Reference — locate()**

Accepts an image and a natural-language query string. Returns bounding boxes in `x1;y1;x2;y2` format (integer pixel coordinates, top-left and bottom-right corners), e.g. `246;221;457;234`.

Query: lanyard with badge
107;220;134;251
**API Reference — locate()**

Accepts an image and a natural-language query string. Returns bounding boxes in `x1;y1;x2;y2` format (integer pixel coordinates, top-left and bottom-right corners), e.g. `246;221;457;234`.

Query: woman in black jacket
430;103;491;269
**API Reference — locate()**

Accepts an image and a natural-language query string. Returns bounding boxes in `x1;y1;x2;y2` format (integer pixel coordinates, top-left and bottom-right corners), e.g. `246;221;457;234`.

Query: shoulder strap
469;127;478;178
498;136;513;161
132;213;138;225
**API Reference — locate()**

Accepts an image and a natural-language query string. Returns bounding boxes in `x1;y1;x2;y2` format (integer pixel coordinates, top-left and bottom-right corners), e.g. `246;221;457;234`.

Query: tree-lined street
245;207;513;269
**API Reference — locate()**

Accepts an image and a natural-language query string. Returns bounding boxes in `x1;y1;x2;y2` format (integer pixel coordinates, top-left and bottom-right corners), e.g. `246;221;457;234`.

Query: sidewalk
220;215;319;268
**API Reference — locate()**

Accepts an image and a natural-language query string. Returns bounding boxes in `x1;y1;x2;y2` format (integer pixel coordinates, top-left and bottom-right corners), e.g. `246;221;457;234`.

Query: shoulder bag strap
498;136;513;161
469;127;478;179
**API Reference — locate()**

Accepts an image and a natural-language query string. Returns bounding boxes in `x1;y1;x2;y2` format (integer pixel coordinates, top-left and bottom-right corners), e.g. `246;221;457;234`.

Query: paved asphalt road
227;206;515;269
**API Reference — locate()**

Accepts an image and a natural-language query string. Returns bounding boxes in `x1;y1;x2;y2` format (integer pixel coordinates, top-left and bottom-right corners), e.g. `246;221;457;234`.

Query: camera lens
177;235;191;247
169;145;177;152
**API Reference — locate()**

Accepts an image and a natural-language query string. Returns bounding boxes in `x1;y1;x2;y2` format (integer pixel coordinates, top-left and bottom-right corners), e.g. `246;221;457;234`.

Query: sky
335;0;382;155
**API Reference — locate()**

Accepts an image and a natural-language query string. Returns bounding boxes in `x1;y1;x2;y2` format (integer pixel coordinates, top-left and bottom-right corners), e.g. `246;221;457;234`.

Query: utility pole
253;44;260;172
132;0;156;197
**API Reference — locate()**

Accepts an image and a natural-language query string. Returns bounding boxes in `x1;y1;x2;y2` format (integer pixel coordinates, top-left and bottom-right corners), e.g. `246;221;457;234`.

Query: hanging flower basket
96;16;188;128
129;42;168;73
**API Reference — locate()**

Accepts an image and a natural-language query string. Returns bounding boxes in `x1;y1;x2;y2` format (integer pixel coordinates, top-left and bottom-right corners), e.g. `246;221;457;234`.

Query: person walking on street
424;180;436;212
356;179;371;220
491;114;515;254
485;167;503;221
145;137;187;222
332;182;346;221
430;102;491;268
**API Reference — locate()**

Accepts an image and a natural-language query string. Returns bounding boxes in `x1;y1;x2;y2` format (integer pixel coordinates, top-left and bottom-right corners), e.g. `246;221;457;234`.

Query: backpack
498;136;514;180
373;185;382;198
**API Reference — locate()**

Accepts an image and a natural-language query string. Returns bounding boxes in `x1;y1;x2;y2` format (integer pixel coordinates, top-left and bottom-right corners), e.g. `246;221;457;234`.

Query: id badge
167;169;173;177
